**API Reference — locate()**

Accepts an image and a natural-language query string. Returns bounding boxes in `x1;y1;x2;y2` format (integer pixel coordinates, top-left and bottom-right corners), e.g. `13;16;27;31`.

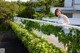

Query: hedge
22;20;80;53
7;20;67;53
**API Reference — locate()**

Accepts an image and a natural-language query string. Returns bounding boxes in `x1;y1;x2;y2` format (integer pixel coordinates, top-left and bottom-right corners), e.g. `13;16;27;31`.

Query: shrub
33;12;56;20
7;20;67;53
33;12;46;20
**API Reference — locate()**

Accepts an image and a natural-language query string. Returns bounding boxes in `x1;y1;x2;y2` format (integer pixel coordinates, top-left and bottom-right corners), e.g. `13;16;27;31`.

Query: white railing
14;17;80;29
42;18;80;25
14;17;80;37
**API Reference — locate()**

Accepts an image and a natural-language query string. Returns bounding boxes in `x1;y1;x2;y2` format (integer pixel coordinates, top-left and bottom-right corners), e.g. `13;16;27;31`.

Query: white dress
57;14;70;34
57;14;70;25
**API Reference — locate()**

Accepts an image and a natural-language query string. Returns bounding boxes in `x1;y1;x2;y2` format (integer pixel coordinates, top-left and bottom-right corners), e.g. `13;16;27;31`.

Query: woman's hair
55;8;62;17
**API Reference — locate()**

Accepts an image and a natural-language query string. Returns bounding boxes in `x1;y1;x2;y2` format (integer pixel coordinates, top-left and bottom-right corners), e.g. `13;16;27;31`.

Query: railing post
62;26;70;35
40;22;43;38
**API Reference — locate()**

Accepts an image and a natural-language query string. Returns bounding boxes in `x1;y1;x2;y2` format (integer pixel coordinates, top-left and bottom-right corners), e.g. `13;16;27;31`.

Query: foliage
46;13;56;17
0;1;19;19
17;5;26;18
33;12;55;20
17;0;55;19
17;2;35;18
7;20;67;53
0;0;63;19
0;20;10;31
41;24;62;35
22;20;40;31
22;20;80;53
0;0;64;20
18;6;35;18
38;0;54;14
33;12;46;20
54;0;64;7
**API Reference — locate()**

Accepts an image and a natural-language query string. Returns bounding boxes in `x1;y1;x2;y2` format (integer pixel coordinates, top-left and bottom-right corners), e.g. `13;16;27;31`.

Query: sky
5;0;30;2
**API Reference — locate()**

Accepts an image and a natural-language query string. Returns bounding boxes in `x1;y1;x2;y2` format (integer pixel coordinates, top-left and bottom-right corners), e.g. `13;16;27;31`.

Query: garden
0;0;80;53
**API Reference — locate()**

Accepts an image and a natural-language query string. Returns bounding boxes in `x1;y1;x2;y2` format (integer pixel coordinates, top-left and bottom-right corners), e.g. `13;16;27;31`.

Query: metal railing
13;17;80;37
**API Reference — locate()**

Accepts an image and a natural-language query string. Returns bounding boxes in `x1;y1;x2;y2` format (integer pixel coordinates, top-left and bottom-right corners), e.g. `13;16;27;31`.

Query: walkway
33;30;64;49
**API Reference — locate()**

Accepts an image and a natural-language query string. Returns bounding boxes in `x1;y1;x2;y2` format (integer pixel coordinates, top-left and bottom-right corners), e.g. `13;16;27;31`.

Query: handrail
21;18;80;30
42;18;80;25
14;17;80;30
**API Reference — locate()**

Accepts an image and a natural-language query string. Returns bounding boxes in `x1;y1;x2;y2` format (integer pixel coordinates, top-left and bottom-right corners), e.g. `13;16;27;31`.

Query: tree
54;0;64;7
17;1;35;18
16;0;64;19
38;0;54;14
0;1;19;19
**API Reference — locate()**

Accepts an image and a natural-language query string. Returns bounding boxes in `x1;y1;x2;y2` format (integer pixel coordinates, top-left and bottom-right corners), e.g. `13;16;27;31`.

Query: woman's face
56;11;61;16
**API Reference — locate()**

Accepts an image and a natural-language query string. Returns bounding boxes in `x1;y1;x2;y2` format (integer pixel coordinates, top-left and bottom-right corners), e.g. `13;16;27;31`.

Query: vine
22;20;80;53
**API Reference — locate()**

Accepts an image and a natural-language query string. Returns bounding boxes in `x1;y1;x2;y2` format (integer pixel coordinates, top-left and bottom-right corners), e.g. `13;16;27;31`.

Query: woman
55;8;70;25
55;8;70;50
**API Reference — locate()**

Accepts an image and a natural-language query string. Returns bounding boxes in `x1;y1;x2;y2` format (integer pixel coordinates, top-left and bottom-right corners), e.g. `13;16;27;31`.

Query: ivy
41;24;54;35
22;20;80;53
22;20;40;31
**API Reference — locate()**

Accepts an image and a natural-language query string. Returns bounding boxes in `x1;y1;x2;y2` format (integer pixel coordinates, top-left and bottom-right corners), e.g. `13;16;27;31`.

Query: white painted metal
14;17;80;30
42;18;80;25
40;22;43;37
13;17;80;38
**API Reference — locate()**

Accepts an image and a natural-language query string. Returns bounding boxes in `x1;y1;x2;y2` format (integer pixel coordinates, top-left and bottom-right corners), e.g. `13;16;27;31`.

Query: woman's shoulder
62;14;67;17
61;14;69;19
